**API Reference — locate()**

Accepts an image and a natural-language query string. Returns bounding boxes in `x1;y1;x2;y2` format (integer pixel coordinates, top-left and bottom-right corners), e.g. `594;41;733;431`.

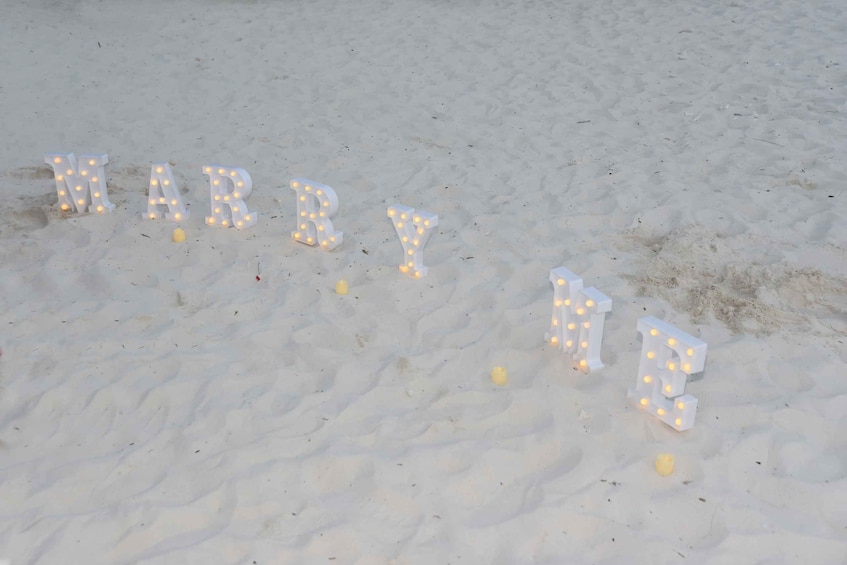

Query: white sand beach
1;0;846;563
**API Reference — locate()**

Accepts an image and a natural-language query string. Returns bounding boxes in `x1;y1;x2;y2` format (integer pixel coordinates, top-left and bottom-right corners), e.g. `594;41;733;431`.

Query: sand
1;0;846;563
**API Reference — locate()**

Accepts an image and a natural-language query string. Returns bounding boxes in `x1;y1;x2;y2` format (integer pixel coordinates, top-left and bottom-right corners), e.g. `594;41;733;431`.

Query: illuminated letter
44;152;114;214
145;162;189;221
544;267;612;372
290;178;342;249
203;165;257;230
387;205;438;278
627;316;707;431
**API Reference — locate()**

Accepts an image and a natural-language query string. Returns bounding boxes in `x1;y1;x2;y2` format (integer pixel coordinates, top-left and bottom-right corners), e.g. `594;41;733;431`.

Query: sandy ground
1;0;846;563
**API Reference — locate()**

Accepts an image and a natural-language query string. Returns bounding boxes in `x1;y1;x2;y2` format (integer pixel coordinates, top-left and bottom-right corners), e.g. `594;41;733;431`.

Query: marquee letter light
628;316;707;431
44;152;114;214
203;165;257;230
145;162;189;222
290;178;342;250
544;266;612;372
387;205;438;278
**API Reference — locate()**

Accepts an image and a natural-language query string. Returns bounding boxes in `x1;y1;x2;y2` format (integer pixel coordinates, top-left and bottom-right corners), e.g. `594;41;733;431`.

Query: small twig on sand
752;138;785;147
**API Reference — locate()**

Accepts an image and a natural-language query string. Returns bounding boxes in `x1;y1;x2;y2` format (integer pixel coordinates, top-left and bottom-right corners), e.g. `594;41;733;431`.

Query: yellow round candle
335;279;348;295
172;227;186;243
655;454;675;476
491;366;508;386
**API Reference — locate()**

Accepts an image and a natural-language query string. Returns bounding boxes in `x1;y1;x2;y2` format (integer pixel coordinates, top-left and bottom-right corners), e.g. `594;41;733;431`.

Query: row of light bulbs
44;153;707;430
543;266;707;431
44;154;440;278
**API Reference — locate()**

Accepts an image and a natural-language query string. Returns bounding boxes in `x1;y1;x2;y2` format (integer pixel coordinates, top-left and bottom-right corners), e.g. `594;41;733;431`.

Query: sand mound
622;224;847;336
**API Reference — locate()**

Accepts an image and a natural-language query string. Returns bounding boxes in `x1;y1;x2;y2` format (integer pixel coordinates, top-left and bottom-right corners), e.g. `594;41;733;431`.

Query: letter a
145;162;189;221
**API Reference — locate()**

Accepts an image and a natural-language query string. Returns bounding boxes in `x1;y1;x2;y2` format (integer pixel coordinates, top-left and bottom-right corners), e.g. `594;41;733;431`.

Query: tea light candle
491;366;508;386
655;454;675;476
335;279;348;295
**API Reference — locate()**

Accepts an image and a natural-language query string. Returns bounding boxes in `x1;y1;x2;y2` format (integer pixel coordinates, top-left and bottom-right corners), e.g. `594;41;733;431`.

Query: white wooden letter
203;165;257;230
387;205;438;278
627;316;707;431
44;152;114;214
145;162;188;221
544;266;612;372
290;178;342;250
